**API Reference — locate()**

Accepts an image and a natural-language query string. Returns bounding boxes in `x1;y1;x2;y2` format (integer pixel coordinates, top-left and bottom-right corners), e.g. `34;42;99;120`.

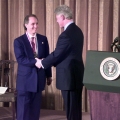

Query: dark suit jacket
42;23;84;90
14;33;52;92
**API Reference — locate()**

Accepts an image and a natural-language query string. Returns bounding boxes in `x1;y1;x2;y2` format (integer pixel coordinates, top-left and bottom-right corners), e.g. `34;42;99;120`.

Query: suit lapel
23;34;34;57
36;34;41;58
23;33;45;58
37;34;46;58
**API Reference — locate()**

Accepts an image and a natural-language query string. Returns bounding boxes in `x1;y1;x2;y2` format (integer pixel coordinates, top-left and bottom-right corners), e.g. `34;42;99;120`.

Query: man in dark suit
14;14;52;120
36;5;84;120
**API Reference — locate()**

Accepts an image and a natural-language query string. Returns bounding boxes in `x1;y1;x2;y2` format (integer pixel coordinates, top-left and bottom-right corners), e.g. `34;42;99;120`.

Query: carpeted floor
0;107;90;120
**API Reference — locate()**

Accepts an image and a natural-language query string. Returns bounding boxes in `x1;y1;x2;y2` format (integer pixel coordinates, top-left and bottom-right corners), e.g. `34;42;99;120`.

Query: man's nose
34;24;38;28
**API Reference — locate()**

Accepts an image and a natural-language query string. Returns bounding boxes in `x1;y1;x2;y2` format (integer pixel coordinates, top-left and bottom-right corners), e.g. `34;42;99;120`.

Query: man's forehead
28;17;38;22
56;14;63;18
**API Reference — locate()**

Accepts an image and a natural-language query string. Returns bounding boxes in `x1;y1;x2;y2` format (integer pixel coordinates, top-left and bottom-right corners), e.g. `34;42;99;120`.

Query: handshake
35;58;43;69
35;58;52;85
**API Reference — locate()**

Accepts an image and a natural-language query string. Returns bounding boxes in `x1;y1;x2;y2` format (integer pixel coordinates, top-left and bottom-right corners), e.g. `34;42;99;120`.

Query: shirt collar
27;32;36;39
64;21;74;31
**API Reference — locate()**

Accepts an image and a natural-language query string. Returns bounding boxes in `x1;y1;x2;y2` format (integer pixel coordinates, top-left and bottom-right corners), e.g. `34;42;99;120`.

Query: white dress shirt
64;21;74;31
26;32;38;54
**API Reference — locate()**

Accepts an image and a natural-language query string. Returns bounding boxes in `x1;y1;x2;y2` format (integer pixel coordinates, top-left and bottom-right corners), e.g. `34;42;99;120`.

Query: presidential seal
100;57;120;80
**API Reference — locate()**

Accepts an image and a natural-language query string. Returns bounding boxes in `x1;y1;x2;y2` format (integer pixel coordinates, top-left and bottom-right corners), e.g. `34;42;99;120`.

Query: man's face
56;14;64;28
25;17;38;35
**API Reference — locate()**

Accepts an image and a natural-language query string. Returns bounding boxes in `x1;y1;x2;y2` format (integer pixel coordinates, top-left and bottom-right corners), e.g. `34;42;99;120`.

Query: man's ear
62;15;65;20
25;24;28;29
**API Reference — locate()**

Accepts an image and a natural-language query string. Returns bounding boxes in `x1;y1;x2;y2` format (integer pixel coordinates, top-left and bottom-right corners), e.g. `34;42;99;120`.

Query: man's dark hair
23;14;38;30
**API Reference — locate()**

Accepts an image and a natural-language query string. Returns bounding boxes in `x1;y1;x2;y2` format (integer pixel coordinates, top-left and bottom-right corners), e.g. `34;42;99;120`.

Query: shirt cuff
40;60;44;69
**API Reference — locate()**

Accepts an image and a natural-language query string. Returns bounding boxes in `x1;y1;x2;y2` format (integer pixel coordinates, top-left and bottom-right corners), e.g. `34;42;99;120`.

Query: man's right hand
35;58;42;68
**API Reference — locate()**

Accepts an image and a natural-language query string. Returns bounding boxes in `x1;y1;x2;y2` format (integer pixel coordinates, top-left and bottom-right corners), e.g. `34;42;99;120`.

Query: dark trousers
17;90;42;120
61;88;83;120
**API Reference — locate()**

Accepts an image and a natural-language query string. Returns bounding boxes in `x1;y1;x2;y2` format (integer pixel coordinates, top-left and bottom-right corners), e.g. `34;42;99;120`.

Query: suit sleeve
14;38;36;67
42;33;71;69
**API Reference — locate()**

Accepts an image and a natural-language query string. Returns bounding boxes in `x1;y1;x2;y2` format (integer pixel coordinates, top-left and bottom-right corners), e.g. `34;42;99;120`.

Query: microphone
111;37;120;52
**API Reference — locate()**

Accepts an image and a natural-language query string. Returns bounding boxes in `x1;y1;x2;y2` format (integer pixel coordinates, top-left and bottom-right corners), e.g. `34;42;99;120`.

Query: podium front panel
83;51;120;93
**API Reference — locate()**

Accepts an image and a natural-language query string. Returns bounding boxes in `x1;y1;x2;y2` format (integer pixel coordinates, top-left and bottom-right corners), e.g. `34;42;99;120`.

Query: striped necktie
31;37;35;52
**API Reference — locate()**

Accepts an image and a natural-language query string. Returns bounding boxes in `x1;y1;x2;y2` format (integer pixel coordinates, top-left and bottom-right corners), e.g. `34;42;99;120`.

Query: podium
83;50;120;120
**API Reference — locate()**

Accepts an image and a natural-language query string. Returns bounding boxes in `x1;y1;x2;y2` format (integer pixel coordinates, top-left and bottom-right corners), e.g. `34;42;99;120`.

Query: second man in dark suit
14;14;52;120
36;5;84;120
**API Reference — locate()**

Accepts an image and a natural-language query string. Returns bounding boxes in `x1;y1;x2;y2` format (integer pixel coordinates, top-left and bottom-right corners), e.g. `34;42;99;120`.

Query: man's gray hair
54;5;73;19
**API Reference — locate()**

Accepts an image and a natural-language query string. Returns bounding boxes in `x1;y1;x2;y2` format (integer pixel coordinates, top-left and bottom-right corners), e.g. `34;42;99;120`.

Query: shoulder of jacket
14;34;25;41
37;33;47;38
37;34;48;43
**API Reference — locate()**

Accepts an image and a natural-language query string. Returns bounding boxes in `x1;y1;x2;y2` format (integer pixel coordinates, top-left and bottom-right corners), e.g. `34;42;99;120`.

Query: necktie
31;37;35;52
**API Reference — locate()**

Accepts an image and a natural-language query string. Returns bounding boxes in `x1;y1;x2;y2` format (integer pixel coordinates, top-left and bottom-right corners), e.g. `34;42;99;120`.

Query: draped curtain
0;0;120;112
